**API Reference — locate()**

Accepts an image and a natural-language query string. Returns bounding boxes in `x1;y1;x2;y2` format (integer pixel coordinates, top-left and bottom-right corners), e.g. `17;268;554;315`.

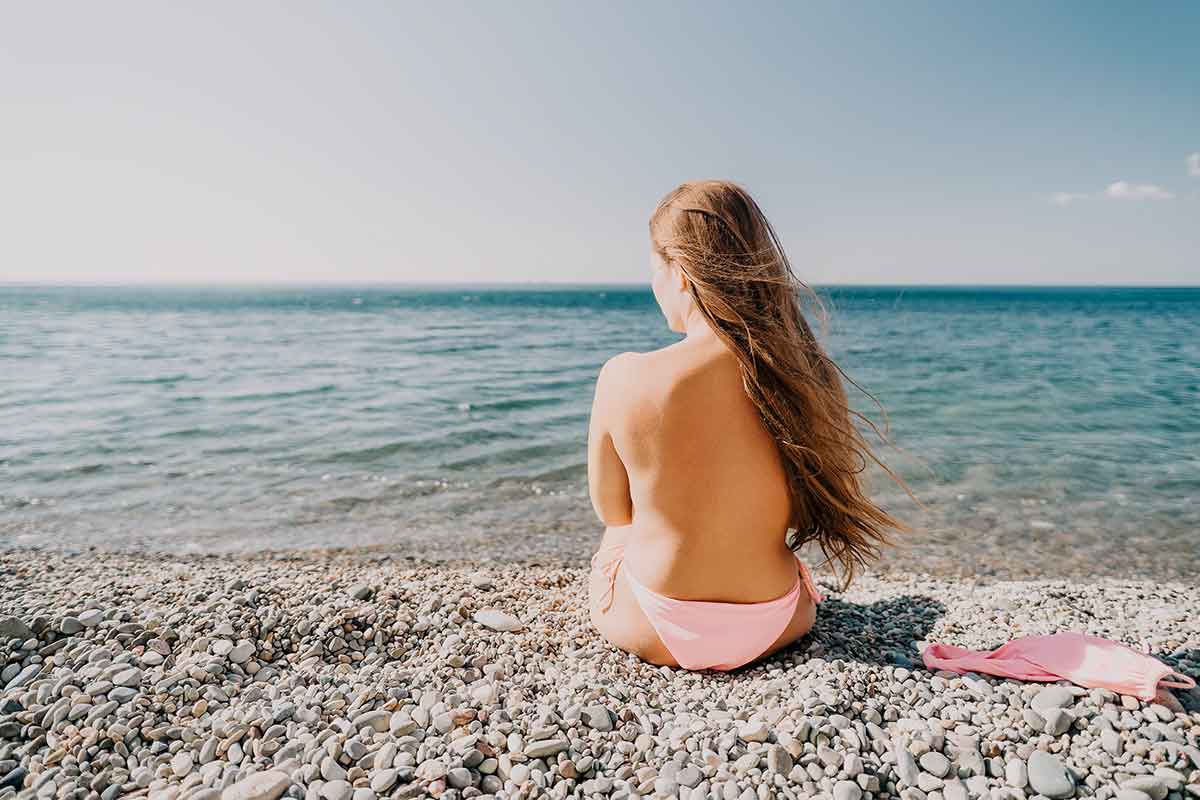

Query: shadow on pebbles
1;549;1197;800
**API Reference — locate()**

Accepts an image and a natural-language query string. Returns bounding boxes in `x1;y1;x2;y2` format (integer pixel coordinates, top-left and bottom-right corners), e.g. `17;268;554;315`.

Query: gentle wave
114;373;193;385
219;384;340;403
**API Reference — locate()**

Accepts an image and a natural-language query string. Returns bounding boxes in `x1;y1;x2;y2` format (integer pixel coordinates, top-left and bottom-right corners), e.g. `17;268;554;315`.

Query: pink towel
922;632;1195;701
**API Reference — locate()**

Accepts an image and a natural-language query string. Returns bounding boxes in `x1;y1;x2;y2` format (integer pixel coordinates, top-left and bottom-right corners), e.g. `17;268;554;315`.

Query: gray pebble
228;642;255;663
0;617;34;640
1006;758;1028;788
943;780;968;800
582;705;613;731
766;746;792;774
833;780;862;800
369;770;397;793
919;751;950;778
171;752;194;777
112;667;142;687
350;710;389;732
318;781;351;800
894;741;920;787
1027;750;1074;799
220;771;292;800
738;721;769;742
1101;727;1123;756
1119;776;1167;800
1043;707;1075;735
473;609;523;632
4;664;41;690
523;738;568;759
1031;686;1076;714
446;768;472;789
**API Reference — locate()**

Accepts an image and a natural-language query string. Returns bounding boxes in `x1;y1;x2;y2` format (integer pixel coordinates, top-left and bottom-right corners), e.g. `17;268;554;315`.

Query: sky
2;1;1198;286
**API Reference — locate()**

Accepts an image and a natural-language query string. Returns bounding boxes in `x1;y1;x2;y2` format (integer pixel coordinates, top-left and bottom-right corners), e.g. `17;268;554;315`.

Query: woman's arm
587;354;634;526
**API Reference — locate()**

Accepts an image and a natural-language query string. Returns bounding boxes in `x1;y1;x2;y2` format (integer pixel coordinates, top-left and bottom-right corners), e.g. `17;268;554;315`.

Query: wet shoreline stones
1;548;1197;800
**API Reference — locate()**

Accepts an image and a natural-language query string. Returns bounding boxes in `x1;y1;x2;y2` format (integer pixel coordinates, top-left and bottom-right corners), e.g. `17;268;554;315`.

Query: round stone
1005;758;1028;788
228;642;255;663
677;766;702;788
319;781;351;800
524;738;568;759
389;712;416;736
369;770;397;793
919;751;951;778
581;705;613;731
473;609;523;632
446;768;472;789
1030;686;1075;714
833;780;862;800
1042;707;1075;736
414;759;447;782
171;752;194;777
738;721;769;742
1119;777;1167;800
220;770;291;800
1027;750;1074;799
894;742;920;787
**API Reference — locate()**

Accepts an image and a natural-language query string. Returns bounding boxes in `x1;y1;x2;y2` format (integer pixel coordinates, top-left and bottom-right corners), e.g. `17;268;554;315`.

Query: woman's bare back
602;329;803;603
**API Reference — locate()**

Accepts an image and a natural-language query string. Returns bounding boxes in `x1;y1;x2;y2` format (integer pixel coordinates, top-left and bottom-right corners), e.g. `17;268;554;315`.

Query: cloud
1049;174;1181;206
1188;153;1200;177
1104;181;1174;200
1050;192;1089;206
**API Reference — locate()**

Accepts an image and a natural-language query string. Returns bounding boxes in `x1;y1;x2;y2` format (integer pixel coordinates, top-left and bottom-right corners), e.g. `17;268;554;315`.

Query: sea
2;285;1197;579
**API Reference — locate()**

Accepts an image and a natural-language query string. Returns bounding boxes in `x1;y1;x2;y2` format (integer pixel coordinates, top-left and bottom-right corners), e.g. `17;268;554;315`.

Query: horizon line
2;280;1199;290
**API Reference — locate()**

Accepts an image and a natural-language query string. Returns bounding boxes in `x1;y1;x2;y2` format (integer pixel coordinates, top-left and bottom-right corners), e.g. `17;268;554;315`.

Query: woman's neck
683;307;716;340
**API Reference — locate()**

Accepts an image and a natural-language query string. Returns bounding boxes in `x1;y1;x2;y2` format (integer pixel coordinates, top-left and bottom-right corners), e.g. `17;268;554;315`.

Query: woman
587;180;905;671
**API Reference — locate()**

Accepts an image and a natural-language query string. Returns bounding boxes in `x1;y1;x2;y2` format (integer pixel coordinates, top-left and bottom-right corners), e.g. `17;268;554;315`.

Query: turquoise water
2;285;1197;577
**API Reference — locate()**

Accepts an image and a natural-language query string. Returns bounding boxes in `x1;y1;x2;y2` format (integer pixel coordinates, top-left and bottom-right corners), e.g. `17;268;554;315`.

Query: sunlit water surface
2;286;1197;579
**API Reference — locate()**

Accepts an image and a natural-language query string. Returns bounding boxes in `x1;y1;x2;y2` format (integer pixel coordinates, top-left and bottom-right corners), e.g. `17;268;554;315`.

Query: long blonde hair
649;179;910;587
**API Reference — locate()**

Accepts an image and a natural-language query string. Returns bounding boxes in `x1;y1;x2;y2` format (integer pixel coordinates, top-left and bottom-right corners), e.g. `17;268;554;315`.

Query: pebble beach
2;548;1197;800
5;6;1200;800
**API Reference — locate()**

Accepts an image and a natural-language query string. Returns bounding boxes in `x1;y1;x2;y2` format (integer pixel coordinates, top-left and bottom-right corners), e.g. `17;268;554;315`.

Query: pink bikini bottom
591;543;824;671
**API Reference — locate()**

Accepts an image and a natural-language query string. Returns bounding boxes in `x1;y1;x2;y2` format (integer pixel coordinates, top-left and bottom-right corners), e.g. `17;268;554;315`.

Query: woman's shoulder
598;342;686;385
598;341;723;404
596;350;654;410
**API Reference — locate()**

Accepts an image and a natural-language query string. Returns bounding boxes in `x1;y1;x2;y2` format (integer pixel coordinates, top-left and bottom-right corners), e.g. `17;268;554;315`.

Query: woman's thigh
758;592;818;661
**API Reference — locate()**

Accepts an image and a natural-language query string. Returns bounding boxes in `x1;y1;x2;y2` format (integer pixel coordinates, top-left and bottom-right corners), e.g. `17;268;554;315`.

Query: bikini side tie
590;542;625;613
